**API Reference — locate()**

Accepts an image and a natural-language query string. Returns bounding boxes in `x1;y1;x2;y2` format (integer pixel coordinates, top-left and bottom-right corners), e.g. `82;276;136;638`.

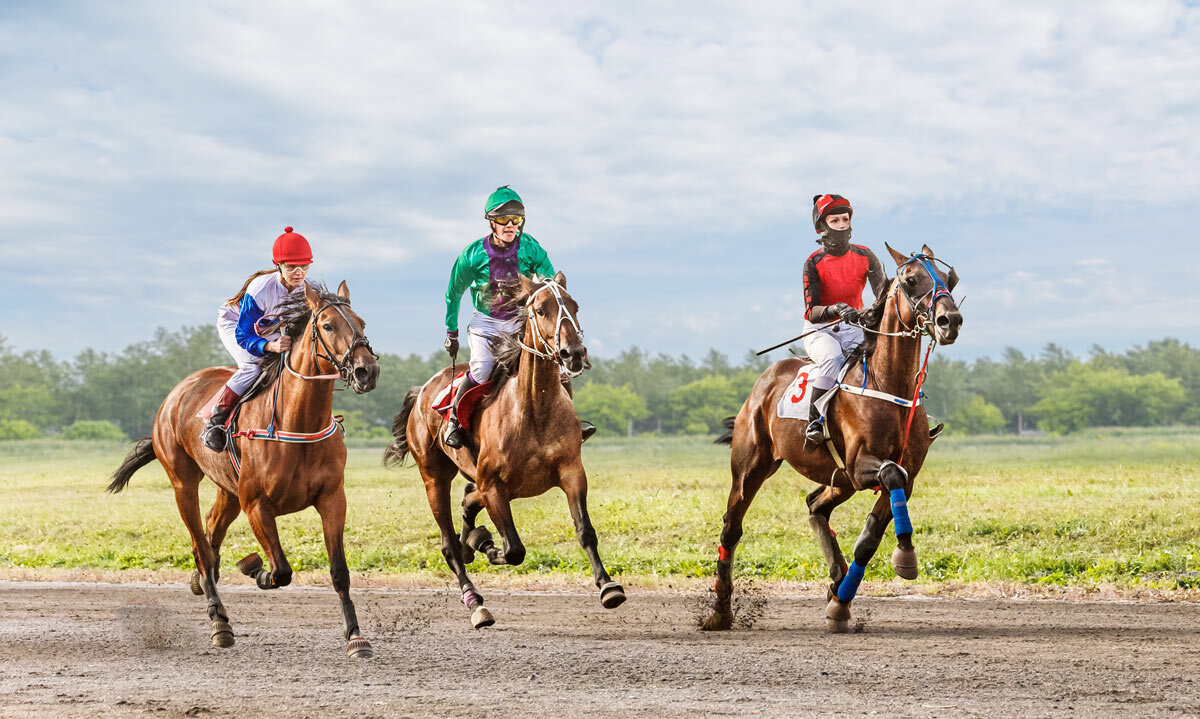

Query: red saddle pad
431;372;492;430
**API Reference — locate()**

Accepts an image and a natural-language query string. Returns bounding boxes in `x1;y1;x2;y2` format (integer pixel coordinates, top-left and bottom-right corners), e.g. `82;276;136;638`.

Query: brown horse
108;281;380;657
384;272;625;629
704;243;962;632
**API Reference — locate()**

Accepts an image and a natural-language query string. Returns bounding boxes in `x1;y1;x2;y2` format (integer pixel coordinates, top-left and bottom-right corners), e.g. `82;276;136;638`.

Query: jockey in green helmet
441;186;596;448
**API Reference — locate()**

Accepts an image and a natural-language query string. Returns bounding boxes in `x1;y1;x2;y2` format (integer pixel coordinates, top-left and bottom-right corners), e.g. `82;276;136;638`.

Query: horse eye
322;323;333;331
535;308;545;317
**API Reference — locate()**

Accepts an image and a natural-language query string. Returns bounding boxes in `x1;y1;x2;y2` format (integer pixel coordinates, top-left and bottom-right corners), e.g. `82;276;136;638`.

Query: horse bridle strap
280;298;376;382
518;279;585;378
891;254;957;341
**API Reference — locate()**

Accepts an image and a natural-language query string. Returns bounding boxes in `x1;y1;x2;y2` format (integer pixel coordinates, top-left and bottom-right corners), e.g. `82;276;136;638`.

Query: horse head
303;281;380;393
518;272;587;375
885;243;963;345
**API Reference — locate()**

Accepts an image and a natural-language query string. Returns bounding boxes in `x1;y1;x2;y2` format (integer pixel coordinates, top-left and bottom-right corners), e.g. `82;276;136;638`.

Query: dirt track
2;580;1198;718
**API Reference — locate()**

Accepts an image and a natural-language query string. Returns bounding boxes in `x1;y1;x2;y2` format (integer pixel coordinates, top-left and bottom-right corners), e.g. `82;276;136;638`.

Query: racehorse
383;272;625;629
704;244;962;632
108;281;380;657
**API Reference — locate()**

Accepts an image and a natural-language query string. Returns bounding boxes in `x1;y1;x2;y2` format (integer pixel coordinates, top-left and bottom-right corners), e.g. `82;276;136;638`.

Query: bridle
285;298;377;383
888;254;959;342
517;279;586;378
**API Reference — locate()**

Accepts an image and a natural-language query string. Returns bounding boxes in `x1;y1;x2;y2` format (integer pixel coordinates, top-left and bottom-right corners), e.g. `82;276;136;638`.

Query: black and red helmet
812;194;853;234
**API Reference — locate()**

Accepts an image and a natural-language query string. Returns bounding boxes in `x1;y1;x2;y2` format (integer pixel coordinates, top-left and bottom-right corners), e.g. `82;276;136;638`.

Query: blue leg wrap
837;561;866;603
890;487;913;536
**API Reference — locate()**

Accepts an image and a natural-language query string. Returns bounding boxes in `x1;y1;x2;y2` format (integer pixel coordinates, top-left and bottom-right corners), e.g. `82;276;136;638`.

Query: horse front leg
559;464;624;609
315;487;373;659
239;497;293;590
882;461;918;580
477;482;525;567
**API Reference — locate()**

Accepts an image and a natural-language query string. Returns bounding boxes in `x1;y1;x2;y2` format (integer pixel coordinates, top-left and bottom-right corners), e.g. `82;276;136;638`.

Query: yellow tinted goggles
491;215;525;226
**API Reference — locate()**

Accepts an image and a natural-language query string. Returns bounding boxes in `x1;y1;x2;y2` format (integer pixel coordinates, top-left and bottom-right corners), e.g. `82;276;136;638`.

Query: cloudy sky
2;1;1198;365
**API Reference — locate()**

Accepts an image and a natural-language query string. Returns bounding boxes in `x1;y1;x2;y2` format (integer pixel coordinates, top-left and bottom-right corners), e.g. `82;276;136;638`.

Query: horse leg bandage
878;461;913;537
837;561;866;603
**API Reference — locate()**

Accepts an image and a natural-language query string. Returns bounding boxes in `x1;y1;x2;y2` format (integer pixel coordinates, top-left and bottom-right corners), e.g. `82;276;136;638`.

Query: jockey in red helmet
801;195;888;444
201;227;314;452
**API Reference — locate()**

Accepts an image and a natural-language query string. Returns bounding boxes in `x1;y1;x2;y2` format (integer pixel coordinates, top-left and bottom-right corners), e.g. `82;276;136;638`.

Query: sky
2;1;1198;366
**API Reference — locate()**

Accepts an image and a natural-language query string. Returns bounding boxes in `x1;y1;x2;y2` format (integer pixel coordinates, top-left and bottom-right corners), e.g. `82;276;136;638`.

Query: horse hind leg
422;470;493;629
162;451;234;648
458;483;486;565
703;430;781;631
241;500;293;590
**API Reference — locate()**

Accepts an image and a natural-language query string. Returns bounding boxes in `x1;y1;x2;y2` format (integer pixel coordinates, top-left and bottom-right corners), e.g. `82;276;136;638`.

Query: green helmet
484;186;524;218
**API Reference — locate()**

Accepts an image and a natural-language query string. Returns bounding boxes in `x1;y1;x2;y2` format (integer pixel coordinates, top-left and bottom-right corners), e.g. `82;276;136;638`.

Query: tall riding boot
202;386;242;452
805;387;830;445
443;372;479;449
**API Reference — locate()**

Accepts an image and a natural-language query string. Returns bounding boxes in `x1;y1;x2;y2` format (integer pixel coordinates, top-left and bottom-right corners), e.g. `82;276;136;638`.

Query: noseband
518;279;586;378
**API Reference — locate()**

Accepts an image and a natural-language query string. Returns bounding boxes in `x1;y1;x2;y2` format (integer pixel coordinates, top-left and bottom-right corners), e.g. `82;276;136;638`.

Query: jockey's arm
527;236;555;278
444;246;477;336
802;255;839;323
865;249;888;299
234;294;270;357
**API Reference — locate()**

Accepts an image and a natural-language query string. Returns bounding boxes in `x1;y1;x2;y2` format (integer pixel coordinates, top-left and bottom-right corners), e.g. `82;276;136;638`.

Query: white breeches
801;321;865;391
217;316;264;395
466;311;523;383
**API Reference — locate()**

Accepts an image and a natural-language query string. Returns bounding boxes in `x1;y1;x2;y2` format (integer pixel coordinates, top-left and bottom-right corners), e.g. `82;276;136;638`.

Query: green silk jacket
444;233;555;334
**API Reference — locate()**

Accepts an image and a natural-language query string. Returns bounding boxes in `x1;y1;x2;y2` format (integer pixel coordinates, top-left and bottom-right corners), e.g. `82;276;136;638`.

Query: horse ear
885;242;908;267
946;267;959;291
304;282;321;309
921;244;935;258
553;271;567;289
337;280;350;301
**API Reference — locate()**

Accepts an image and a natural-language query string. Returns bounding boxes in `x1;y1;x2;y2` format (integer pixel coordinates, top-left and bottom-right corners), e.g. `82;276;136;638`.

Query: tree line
1;329;1197;440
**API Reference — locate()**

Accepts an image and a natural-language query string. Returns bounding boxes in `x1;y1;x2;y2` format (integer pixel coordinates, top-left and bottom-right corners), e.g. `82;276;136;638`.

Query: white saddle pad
777;365;837;421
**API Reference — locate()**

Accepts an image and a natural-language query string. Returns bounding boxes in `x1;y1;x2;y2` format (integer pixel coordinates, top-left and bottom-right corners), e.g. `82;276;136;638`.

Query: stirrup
443;422;466;449
202;424;228;452
805;419;825;444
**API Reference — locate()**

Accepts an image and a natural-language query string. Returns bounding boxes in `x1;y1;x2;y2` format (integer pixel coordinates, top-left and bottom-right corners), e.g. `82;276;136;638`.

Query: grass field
2;428;1198;591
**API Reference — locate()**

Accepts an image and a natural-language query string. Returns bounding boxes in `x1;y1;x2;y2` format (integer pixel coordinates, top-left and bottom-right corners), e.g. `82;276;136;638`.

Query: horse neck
865;293;924;401
515;322;563;420
277;327;335;431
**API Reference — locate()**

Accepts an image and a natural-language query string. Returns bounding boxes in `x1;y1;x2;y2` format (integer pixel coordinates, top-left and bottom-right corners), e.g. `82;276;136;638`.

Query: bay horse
704;244;962;632
108;281;380;657
384;272;625;629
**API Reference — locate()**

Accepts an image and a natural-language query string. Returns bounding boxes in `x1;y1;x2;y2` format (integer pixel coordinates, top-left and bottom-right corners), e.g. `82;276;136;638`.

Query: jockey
201;227;312;452
442;186;595;448
802;194;888;444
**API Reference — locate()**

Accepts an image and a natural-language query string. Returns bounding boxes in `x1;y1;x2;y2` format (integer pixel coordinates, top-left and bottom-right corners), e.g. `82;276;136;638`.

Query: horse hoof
891;547;919;580
236;553;263;577
600;581;626;609
701;611;733;631
211;620;235;648
189;571;204;596
471;606;495;629
346;637;374;659
465;526;494;553
826;617;850;633
825;597;851;634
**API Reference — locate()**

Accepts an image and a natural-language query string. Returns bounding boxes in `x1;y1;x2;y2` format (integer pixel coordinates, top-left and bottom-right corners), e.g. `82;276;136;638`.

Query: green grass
1;428;1198;589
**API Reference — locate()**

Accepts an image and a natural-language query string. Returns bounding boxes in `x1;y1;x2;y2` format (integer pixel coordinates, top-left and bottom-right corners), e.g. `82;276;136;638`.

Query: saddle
431;372;493;430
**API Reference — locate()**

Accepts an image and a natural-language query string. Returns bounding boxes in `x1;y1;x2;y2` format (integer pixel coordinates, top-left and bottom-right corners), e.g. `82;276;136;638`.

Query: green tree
573;384;648;436
946;394;1006;435
1031;363;1186;433
665;375;741;434
0;419;40;440
62;420;127;440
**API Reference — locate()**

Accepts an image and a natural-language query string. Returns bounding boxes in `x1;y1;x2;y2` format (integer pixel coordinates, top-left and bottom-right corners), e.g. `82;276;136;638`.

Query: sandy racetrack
2;580;1198;718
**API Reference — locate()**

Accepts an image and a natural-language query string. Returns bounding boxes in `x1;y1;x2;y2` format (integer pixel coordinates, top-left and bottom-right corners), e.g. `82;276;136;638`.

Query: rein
517;279;585;379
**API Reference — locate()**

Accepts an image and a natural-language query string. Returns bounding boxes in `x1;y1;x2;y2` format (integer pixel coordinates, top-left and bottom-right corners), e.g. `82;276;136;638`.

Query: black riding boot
443;372;479;449
805;387;830;445
202;386;241;452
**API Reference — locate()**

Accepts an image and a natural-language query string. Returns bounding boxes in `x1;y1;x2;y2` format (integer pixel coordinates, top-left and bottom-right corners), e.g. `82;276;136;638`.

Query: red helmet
272;227;313;264
812;194;853;234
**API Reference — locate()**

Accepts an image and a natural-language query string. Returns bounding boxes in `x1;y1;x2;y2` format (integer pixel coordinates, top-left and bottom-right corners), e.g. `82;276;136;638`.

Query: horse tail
382;387;420;468
107;437;157;493
713;416;737;446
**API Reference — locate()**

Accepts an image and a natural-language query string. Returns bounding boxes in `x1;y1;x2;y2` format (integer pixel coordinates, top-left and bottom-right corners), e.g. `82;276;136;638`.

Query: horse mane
241;282;337;404
844;278;894;367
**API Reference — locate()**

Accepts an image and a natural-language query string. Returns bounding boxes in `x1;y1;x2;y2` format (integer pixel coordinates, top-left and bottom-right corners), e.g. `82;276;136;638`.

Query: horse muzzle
348;359;380;394
559;345;587;374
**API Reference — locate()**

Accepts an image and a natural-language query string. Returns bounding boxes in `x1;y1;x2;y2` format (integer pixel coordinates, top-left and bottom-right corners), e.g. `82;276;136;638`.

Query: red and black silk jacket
803;244;887;322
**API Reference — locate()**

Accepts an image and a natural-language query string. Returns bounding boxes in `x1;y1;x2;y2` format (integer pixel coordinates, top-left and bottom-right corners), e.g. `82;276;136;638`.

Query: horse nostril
354;367;369;385
937;315;950;328
559;348;571;360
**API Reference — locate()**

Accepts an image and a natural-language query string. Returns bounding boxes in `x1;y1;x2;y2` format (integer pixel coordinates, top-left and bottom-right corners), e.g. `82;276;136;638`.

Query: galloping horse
384;272;625;629
108;281;380;657
705;244;962;632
